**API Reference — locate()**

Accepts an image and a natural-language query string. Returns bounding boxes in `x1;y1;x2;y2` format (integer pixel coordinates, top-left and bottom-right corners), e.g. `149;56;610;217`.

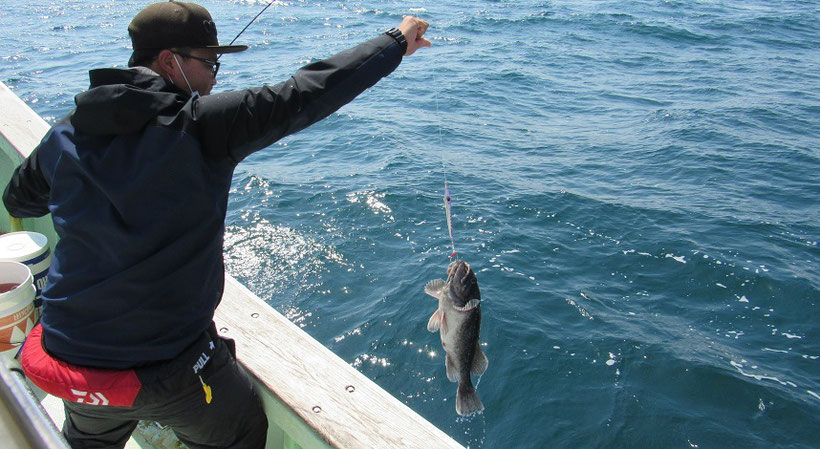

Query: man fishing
2;1;430;448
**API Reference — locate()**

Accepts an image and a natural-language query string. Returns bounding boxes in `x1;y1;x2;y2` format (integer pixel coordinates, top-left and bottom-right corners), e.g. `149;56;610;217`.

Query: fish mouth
447;260;470;277
447;260;475;288
446;259;481;305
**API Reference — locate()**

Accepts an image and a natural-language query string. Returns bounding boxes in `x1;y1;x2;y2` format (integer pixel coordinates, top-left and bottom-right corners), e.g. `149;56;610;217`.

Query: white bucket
0;231;50;307
0;261;37;359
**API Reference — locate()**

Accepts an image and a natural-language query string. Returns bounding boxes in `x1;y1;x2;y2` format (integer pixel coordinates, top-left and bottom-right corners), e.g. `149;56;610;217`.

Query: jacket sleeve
3;146;52;218
196;34;403;163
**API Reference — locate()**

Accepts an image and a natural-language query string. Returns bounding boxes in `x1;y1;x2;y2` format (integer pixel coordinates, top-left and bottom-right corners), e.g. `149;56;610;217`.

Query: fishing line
434;65;458;260
218;0;276;60
424;17;463;261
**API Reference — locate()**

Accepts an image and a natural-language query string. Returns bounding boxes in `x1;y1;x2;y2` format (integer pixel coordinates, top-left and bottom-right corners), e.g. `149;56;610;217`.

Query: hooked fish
425;260;487;416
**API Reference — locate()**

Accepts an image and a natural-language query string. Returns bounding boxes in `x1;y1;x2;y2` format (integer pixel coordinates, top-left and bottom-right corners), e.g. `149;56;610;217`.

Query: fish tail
455;380;484;416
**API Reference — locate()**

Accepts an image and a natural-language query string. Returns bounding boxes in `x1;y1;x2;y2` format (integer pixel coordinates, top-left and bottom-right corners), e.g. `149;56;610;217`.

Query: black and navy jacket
3;34;402;368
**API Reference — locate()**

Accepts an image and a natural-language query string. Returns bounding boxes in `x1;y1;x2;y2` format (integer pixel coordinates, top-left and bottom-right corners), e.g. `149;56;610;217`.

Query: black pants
61;327;268;449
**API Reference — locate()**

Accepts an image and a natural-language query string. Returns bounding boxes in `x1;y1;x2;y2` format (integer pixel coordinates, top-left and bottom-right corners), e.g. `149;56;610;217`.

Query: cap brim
208;45;248;54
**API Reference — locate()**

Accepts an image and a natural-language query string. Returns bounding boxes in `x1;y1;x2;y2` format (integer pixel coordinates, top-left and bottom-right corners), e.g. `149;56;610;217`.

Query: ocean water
1;1;818;448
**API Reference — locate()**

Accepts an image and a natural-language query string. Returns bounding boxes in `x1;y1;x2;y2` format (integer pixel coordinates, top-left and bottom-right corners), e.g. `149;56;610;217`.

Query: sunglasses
174;52;220;78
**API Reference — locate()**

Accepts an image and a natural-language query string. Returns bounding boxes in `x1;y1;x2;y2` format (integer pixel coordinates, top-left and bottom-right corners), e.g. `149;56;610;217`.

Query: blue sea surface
2;1;818;448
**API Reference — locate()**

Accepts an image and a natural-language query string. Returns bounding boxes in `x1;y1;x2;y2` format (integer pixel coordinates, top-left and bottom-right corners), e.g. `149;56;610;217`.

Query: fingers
414;18;430;38
399;16;431;56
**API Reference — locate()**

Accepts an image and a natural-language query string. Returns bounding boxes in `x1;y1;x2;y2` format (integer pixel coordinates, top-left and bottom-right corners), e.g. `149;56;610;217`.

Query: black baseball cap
128;1;247;60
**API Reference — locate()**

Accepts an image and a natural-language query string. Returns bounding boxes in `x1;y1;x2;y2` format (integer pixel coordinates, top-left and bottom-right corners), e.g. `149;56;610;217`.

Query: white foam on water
730;361;797;388
762;348;789;354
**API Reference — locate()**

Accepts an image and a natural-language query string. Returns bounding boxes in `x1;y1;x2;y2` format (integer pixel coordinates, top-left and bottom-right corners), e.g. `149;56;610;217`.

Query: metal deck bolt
312;406;322;413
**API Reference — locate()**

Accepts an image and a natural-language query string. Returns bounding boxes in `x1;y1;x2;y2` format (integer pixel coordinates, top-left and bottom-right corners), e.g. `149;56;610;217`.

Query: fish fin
471;343;488;376
441;311;448;335
453;298;480;312
427;309;442;332
456;381;484;416
424;279;446;299
445;352;459;382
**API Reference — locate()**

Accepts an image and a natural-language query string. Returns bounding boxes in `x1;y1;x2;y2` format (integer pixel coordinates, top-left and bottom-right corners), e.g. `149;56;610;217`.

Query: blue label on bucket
26;247;50;308
22;247;51;266
32;270;47;307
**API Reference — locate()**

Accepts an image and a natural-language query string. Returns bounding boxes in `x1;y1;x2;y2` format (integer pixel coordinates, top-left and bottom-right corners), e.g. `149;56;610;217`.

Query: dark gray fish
425;259;488;416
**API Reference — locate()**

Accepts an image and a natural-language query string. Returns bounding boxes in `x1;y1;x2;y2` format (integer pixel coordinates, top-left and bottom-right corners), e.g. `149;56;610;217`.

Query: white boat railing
0;80;464;449
0;356;69;449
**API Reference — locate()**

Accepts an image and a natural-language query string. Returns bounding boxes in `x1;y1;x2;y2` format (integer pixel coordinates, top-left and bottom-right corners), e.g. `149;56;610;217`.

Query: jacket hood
71;68;188;136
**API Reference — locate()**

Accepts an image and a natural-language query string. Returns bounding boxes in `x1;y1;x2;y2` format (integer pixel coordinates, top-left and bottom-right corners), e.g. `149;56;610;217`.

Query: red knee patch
21;324;142;407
